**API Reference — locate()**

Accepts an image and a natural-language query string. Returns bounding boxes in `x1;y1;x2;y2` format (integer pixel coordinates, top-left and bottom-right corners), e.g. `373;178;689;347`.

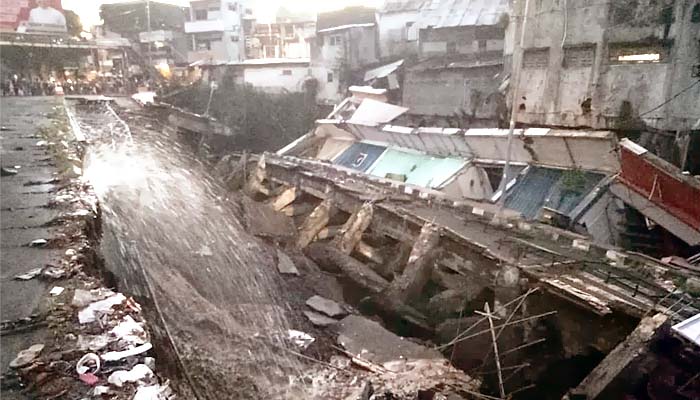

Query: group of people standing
1;73;132;97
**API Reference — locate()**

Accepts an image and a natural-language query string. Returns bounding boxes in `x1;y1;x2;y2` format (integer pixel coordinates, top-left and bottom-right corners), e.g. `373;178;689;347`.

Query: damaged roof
417;0;509;29
380;0;428;13
316;6;377;32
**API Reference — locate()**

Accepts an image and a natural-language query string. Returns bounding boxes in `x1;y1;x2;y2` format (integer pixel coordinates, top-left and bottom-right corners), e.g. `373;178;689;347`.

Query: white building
377;0;424;60
185;0;254;63
240;58;311;94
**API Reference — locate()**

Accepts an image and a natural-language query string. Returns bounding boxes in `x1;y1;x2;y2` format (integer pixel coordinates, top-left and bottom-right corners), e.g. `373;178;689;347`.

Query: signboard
0;0;67;34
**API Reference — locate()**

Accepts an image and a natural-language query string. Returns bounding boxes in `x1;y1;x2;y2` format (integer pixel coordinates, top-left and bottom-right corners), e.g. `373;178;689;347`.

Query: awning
349;98;409;125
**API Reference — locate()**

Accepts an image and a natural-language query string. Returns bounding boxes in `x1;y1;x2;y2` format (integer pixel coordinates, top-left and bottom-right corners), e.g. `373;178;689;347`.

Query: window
329;35;342;46
231;35;239;42
327;72;334;82
196;40;211;51
692;4;700;23
446;41;457;53
229;2;238;11
194;9;207;20
478;39;487;51
523;48;550;69
282;69;292;76
564;45;596;68
609;43;667;64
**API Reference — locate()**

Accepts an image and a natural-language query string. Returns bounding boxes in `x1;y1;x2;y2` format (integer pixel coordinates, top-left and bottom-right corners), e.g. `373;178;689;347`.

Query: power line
639;79;700;117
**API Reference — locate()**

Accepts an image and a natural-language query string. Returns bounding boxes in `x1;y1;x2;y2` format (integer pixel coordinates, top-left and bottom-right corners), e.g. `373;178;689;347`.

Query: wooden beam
297;199;333;248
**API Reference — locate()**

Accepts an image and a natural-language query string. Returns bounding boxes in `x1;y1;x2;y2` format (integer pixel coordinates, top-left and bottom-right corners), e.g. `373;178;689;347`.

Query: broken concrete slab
306;295;347;318
303;311;338;327
570;313;668;399
270;187;298;211
241;195;296;239
337;315;442;364
276;249;300;276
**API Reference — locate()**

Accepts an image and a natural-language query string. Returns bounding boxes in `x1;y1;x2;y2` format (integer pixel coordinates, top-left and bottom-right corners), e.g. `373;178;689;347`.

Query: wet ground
69;100;317;399
0;97;63;375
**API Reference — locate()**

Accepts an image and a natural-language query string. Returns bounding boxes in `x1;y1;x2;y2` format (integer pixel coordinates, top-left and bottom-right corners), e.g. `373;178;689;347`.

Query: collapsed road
65;98;483;400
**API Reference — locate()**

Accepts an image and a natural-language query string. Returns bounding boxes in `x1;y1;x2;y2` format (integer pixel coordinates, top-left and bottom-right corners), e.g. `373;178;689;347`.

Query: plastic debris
29;239;48;247
72;288;116;308
102;342;153;362
36;140;48;147
92;386;111;396
1;167;19;176
287;330;315;349
134;383;172;400
79;373;99;386
76;353;101;374
42;266;66;279
78;293;127;324
107;364;154;387
50;286;65;296
9;344;44;368
77;334;112;352
110;315;147;345
14;268;43;280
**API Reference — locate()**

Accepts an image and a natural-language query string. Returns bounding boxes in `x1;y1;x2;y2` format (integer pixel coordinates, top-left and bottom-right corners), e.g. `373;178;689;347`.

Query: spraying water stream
69;101;311;399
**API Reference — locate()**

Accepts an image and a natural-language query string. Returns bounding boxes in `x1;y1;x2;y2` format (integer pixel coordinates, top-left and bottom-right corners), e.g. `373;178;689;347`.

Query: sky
61;0;383;29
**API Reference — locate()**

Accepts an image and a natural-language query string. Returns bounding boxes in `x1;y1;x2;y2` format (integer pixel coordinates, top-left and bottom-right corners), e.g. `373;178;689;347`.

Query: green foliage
169;80;321;153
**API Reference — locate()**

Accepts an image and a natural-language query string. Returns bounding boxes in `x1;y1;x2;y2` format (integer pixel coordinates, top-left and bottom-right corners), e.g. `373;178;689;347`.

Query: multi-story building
400;0;510;127
246;20;315;60
310;6;379;105
185;0;253;63
100;0;190;68
505;0;700;133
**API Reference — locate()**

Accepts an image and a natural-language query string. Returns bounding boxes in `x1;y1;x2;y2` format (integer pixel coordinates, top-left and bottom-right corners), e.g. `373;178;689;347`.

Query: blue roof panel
334;142;386;172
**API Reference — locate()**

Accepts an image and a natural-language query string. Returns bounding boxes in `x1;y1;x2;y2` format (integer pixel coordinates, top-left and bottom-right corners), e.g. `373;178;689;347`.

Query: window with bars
523;48;550;69
564;46;596;68
608;43;668;64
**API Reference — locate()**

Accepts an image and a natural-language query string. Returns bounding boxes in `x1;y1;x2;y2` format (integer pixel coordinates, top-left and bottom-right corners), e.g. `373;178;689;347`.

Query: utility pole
146;0;152;68
496;0;532;218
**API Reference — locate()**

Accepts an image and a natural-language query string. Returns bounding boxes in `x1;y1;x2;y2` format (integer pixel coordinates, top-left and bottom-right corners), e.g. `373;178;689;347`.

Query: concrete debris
13;267;43;280
78;293;127;324
303;311;339;327
277;249;300;276
49;286;65;296
42;266;67;279
298;199;334;248
76;353;101;374
335;203;374;255
107;364;155;387
92;386;111;396
1;167;19;176
271;186;299;211
101;342;153;362
337;315;442;364
9;344;45;368
134;383;174;400
306;295;348;318
306;242;389;294
287;329;315;349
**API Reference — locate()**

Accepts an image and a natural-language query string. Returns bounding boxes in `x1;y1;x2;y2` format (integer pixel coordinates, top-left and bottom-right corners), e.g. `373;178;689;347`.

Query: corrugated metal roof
673;313;700;346
334;142;386;172
367;149;466;188
364;59;404;82
381;0;428;13
317;7;376;31
504;167;605;220
417;0;509;29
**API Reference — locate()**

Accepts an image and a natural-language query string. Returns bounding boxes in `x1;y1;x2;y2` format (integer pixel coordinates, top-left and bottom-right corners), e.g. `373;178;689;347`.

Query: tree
64;10;83;37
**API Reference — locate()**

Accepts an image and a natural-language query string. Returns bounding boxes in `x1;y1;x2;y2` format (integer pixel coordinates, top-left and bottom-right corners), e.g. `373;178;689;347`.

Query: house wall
506;0;700;131
378;10;421;59
243;64;310;93
186;0;248;62
420;25;505;58
311;25;379;105
402;64;504;119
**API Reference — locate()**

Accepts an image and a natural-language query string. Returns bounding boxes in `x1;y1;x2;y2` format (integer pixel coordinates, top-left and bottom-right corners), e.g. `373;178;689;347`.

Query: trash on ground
287;329;315;349
14;268;43;280
101;342;153;362
9;344;44;368
133;383;173;400
110;315;147;345
42;266;66;279
78;293;127;324
76;353;101;374
77;335;112;352
79;373;99;386
29;239;48;247
92;386;111;396
50;286;65;296
1;167;19;176
107;364;154;387
72;288;116;308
